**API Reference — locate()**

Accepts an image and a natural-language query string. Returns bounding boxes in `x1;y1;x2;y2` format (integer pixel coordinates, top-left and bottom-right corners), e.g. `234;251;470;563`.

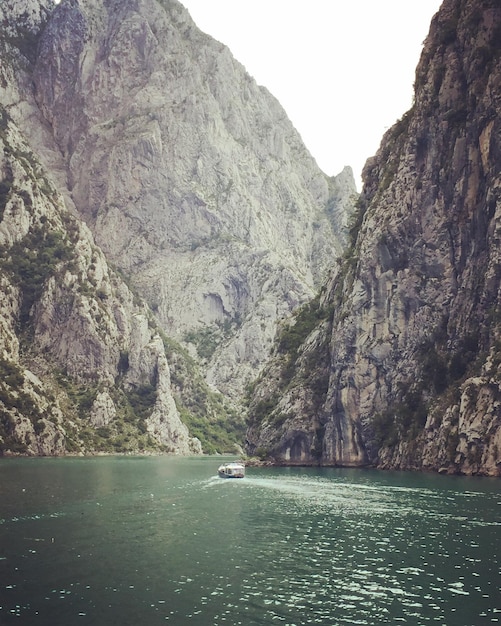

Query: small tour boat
217;461;245;478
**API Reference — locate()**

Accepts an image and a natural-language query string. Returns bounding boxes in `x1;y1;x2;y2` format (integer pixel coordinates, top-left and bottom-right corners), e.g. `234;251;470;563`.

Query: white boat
217;461;245;478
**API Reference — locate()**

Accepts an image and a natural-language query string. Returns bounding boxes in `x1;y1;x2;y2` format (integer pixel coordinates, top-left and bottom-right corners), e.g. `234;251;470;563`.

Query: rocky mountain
30;0;353;399
246;0;501;476
0;0;353;455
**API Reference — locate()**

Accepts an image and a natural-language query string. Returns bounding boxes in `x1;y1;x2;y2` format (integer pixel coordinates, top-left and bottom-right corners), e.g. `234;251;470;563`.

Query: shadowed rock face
246;0;501;476
31;0;354;398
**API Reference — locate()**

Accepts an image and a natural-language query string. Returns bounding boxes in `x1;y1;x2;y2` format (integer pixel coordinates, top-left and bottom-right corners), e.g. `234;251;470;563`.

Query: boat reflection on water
217;462;245;478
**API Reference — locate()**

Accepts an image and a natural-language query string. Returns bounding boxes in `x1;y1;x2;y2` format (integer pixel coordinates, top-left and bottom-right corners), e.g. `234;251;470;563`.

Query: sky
180;0;443;188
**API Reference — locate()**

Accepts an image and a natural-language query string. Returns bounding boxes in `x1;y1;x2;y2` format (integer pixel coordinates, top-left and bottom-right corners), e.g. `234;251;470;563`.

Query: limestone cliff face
246;0;501;476
0;108;201;455
0;0;201;455
31;0;352;398
0;0;353;455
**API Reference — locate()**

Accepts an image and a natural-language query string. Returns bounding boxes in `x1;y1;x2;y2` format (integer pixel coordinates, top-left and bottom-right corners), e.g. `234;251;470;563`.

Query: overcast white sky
181;0;443;188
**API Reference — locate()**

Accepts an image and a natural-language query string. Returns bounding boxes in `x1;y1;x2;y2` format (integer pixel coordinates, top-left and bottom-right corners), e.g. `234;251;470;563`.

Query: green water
0;456;499;625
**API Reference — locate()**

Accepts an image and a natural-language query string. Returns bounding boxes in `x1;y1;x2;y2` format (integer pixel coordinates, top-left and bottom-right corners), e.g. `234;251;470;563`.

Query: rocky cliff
0;0;352;455
246;0;501;476
30;0;353;399
0;106;202;454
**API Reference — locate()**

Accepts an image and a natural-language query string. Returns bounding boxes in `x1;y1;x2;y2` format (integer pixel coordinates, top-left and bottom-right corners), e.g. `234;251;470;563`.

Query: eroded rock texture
247;0;501;476
0;0;353;455
31;0;352;398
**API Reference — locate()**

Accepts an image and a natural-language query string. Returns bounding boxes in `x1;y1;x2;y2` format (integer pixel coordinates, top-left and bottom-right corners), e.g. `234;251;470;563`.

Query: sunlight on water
0;458;499;625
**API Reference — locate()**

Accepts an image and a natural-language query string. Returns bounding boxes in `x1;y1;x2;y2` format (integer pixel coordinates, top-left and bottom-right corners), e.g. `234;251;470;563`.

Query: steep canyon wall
246;0;501;476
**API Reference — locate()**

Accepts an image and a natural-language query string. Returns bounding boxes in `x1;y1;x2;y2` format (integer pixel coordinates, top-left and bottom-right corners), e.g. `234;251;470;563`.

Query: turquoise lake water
0;456;500;625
